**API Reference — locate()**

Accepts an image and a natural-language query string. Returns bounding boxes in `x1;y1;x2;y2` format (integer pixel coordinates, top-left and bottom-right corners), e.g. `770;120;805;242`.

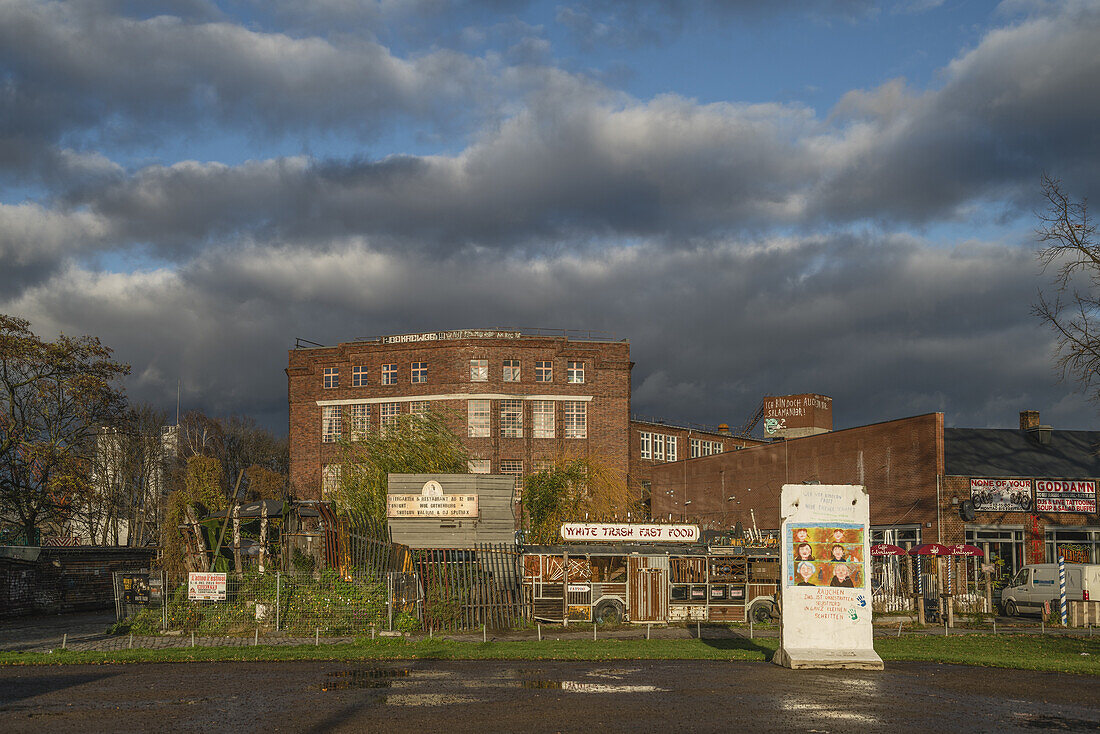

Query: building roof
944;428;1100;478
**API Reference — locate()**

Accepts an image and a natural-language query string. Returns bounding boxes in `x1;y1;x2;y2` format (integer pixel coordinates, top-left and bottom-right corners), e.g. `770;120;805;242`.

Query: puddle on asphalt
520;680;664;693
1014;713;1100;730
321;669;410;690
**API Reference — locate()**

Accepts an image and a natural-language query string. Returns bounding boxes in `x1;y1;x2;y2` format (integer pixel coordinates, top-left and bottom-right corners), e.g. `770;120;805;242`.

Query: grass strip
1;634;1097;675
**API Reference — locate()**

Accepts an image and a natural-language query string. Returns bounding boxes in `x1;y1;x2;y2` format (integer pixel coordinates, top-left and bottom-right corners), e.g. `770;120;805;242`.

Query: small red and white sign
1035;480;1097;514
560;523;699;542
188;572;227;601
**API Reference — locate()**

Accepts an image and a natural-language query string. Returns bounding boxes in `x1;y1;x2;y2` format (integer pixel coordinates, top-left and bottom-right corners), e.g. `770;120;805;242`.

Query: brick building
650;410;1100;581
287;329;759;507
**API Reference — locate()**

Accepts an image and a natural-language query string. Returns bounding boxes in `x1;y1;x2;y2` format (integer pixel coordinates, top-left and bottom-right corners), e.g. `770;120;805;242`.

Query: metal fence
415;543;526;631
113;542;526;636
114;568;418;636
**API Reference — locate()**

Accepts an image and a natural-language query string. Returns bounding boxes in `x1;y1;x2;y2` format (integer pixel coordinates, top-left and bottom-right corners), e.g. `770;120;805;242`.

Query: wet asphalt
1;658;1098;733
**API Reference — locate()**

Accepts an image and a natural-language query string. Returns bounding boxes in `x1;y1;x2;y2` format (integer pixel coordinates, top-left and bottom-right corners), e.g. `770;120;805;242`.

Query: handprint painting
786;523;866;588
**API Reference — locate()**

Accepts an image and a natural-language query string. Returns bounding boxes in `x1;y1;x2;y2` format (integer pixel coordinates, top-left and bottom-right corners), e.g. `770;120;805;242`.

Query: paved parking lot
2;658;1098;733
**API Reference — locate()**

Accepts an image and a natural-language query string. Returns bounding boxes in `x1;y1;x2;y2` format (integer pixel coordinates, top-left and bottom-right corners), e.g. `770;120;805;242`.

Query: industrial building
650;409;1100;583
286;329;761;506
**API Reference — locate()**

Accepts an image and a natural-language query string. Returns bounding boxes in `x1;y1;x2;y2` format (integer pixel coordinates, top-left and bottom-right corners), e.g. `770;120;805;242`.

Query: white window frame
468;399;490;438
380;402;400;431
667;436;677;462
470;359;488;382
468;459;491;474
500;399;523;438
563;401;586;439
535;361;552;383
640;432;652;460
500;460;524;494
348;403;369;440
322;405;342;443
654;434;665;462
503;359;520;382
322;464;341;500
323;367;339;389
409;400;429;417
351;365;368;387
411;362;427;384
566;361;585;384
533;400;555;438
381;363;397;385
690;438;700;458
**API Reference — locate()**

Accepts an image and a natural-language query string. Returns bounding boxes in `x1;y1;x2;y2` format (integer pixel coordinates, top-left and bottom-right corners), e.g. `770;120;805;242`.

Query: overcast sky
2;0;1099;435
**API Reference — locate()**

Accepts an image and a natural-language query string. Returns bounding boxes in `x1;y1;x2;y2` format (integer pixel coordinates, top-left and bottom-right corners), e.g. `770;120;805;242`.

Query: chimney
1021;410;1052;446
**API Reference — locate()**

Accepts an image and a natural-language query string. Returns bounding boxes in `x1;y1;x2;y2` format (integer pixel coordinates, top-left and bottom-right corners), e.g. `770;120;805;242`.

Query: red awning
948;544;984;557
908;543;953;556
871;543;907;556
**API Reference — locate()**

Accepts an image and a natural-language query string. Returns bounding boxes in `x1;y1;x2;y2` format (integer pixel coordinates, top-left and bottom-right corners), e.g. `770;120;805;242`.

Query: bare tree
1034;174;1100;400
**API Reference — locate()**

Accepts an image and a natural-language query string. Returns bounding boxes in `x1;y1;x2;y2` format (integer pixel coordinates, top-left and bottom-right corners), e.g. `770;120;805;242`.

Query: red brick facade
651;412;1100;573
650;414;945;535
288;332;632;500
628;419;763;498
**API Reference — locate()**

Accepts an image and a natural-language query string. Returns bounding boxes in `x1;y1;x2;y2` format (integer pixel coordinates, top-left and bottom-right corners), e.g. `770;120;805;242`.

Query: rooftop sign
382;330;522;344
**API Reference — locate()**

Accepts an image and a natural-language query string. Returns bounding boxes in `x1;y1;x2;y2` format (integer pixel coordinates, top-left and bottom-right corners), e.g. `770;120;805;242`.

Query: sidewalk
1;611;1095;654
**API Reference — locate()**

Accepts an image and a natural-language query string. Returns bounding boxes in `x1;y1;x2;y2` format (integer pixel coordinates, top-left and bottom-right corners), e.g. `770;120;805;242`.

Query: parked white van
1000;563;1100;617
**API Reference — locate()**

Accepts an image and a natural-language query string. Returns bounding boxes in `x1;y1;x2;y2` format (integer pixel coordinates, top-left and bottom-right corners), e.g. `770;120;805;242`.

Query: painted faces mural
786;524;865;588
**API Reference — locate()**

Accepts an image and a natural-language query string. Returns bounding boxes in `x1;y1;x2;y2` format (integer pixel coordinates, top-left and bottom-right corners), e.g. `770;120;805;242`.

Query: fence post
275;571;281;632
1059;556;1068;626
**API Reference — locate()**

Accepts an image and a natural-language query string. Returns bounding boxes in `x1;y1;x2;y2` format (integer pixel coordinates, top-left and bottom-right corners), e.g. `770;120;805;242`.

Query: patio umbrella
871;543;908;556
948;544;984;557
908;543;953;556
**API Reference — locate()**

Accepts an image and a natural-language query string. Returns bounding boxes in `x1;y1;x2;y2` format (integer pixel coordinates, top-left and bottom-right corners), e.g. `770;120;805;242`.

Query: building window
667;436;678;462
322;464;341;500
468;399;490;437
470;359;488;382
653;434;665;462
409;400;429;417
1045;528;1100;564
500;460;524;497
533;459;552;473
536;361;552;382
348;403;369;440
382;363;397;385
411;362;427;383
323;367;339;389
468;459;491;474
500;399;523;438
503;359;520;382
322;405;342;443
640;432;652;460
566;361;585;383
351;365;368;387
690;438;700;458
533;400;555;438
563;401;586;439
380;402;400;430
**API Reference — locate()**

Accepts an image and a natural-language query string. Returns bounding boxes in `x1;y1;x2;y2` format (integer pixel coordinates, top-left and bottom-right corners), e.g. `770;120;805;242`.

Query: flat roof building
650;410;1100;582
286;329;761;510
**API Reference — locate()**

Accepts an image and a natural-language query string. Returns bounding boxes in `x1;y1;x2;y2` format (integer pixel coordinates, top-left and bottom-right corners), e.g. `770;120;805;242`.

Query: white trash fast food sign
560;523;699;542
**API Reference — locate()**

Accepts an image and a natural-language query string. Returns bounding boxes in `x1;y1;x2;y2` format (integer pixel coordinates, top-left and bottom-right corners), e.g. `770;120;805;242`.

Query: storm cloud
1;0;1098;434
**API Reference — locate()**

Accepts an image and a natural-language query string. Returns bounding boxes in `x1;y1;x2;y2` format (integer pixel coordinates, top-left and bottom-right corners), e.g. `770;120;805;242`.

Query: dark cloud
2;0;1099;438
3;232;1085;437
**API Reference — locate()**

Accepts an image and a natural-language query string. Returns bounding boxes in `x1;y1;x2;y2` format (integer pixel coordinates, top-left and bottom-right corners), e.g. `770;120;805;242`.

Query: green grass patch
1;634;1097;675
